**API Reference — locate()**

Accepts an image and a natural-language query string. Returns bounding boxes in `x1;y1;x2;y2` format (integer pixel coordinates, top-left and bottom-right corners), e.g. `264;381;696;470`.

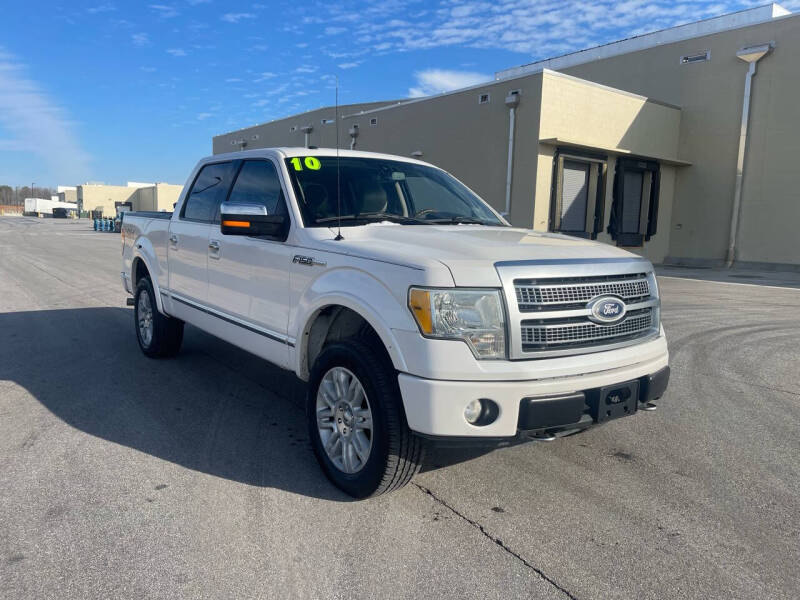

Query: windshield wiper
316;212;429;225
425;216;490;225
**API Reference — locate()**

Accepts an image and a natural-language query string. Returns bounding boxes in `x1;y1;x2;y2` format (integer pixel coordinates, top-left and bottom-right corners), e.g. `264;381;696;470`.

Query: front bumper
397;352;669;438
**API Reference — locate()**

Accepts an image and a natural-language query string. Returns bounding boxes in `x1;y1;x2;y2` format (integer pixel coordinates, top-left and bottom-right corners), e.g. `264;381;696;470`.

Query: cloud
149;4;179;19
306;0;770;61
166;48;187;57
139;66;157;72
254;71;276;82
407;68;490;97
324;26;347;35
196;112;213;120
87;4;116;14
338;62;360;69
221;13;256;23
295;66;317;74
0;48;90;181
131;32;150;46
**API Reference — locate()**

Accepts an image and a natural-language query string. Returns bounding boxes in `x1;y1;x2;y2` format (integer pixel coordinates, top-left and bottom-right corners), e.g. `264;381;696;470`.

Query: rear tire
134;277;184;358
307;339;423;498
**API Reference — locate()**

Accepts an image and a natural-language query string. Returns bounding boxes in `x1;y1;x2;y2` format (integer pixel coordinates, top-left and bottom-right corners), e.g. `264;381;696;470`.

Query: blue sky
0;0;794;187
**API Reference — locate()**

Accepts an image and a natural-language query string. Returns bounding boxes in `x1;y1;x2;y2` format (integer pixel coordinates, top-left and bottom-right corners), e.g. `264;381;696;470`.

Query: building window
478;93;490;104
321;118;334;124
369;118;378;126
549;151;607;239
608;157;661;247
680;51;710;64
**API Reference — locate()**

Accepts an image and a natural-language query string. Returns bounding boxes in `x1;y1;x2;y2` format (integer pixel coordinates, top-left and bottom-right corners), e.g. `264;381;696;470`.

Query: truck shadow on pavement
0;307;493;501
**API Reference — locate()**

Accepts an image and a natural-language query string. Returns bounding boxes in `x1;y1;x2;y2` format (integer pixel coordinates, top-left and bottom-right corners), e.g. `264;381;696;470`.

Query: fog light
464;399;483;424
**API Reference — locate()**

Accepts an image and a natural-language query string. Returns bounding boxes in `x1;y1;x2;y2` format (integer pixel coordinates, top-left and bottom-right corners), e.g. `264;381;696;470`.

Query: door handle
208;239;221;259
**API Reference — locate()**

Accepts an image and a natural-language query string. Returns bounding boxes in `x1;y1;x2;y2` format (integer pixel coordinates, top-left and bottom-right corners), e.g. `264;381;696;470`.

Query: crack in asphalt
413;483;579;600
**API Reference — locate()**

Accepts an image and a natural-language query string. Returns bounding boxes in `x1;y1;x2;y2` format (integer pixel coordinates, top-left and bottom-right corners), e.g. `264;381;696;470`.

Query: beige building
77;182;183;216
57;185;78;204
214;4;800;270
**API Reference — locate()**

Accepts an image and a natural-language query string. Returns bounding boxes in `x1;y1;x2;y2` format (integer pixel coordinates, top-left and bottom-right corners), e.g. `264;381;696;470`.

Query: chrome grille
515;275;649;310
498;266;660;358
521;309;653;349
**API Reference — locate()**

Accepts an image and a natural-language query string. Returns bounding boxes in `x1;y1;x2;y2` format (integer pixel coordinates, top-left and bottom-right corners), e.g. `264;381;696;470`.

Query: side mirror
220;203;289;239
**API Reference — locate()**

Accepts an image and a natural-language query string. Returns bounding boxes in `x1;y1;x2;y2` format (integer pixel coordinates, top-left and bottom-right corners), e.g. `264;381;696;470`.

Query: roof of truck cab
203;147;432;168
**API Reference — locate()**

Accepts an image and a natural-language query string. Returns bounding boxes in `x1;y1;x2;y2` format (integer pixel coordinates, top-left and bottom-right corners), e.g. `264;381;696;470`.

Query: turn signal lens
222;220;250;228
408;288;433;334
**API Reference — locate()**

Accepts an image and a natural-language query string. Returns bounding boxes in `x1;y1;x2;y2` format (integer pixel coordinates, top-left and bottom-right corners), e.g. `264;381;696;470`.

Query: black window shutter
646;167;661;241
607;162;621;241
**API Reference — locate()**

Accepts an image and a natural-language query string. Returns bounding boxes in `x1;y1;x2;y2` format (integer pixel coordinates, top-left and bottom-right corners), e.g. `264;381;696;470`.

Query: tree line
0;185;57;206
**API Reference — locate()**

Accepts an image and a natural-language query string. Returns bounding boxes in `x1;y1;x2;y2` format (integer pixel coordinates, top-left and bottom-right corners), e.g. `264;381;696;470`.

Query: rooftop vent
680;51;710;64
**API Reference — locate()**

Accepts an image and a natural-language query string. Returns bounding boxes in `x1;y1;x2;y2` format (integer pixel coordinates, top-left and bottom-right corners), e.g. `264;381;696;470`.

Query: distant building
213;3;800;270
76;182;183;216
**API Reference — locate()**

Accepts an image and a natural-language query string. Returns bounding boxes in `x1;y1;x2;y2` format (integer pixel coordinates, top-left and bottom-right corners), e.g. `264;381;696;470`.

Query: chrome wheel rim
137;291;154;347
316;366;373;474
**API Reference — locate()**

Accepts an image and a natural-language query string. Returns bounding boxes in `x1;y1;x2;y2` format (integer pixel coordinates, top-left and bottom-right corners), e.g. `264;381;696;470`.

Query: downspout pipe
300;125;313;149
726;43;773;267
349;126;358;150
504;91;520;218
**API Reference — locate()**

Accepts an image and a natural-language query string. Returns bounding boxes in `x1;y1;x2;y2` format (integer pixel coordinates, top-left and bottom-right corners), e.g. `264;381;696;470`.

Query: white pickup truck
122;148;669;498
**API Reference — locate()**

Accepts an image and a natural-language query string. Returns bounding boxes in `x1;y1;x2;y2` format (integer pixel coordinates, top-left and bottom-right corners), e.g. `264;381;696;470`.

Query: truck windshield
284;156;506;227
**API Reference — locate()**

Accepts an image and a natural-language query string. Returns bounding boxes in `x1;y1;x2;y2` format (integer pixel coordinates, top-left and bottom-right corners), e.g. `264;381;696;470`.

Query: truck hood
309;224;642;286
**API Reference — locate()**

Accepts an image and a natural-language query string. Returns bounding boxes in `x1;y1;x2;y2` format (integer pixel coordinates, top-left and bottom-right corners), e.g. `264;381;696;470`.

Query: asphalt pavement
1;216;798;599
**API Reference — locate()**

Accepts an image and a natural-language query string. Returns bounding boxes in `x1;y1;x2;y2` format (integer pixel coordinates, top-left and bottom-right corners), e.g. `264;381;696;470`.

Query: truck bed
123;211;172;220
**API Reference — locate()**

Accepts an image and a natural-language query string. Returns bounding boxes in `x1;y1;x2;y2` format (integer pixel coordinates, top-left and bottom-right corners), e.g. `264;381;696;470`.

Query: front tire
134;277;184;358
307;339;423;498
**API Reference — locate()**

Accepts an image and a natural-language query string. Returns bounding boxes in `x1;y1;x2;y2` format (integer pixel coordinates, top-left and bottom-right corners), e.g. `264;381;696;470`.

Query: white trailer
24;198;77;216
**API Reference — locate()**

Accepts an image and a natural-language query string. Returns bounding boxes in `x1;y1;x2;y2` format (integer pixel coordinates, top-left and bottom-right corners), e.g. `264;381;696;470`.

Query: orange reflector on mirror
222;220;250;228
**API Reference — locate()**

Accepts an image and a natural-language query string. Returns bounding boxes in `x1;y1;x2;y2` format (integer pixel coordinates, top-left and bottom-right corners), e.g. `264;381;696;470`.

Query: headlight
408;288;506;359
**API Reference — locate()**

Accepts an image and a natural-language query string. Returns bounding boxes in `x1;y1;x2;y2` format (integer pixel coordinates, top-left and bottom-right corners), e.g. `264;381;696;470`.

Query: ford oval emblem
587;296;627;324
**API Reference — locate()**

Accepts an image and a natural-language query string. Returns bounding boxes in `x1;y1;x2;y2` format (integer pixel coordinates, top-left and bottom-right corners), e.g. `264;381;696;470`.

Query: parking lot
1;215;798;599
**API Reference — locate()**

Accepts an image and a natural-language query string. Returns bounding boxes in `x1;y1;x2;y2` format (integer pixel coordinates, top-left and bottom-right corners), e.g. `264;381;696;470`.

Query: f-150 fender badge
293;255;327;267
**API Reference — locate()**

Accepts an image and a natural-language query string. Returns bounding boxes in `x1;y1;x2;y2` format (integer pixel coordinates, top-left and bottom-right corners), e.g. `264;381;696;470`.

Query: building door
608;158;661;247
549;151;606;238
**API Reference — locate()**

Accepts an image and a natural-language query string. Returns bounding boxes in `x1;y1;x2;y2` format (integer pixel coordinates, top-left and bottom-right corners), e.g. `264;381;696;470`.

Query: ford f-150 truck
122;148;669;498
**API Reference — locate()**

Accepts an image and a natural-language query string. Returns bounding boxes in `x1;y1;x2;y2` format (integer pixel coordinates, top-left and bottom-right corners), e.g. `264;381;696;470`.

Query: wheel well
132;257;149;284
303;306;391;379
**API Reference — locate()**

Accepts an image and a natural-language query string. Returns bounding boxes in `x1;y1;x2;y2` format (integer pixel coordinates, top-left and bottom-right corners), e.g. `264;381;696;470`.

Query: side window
227;160;287;215
182;162;234;222
550;151;606;239
608;158;661;247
